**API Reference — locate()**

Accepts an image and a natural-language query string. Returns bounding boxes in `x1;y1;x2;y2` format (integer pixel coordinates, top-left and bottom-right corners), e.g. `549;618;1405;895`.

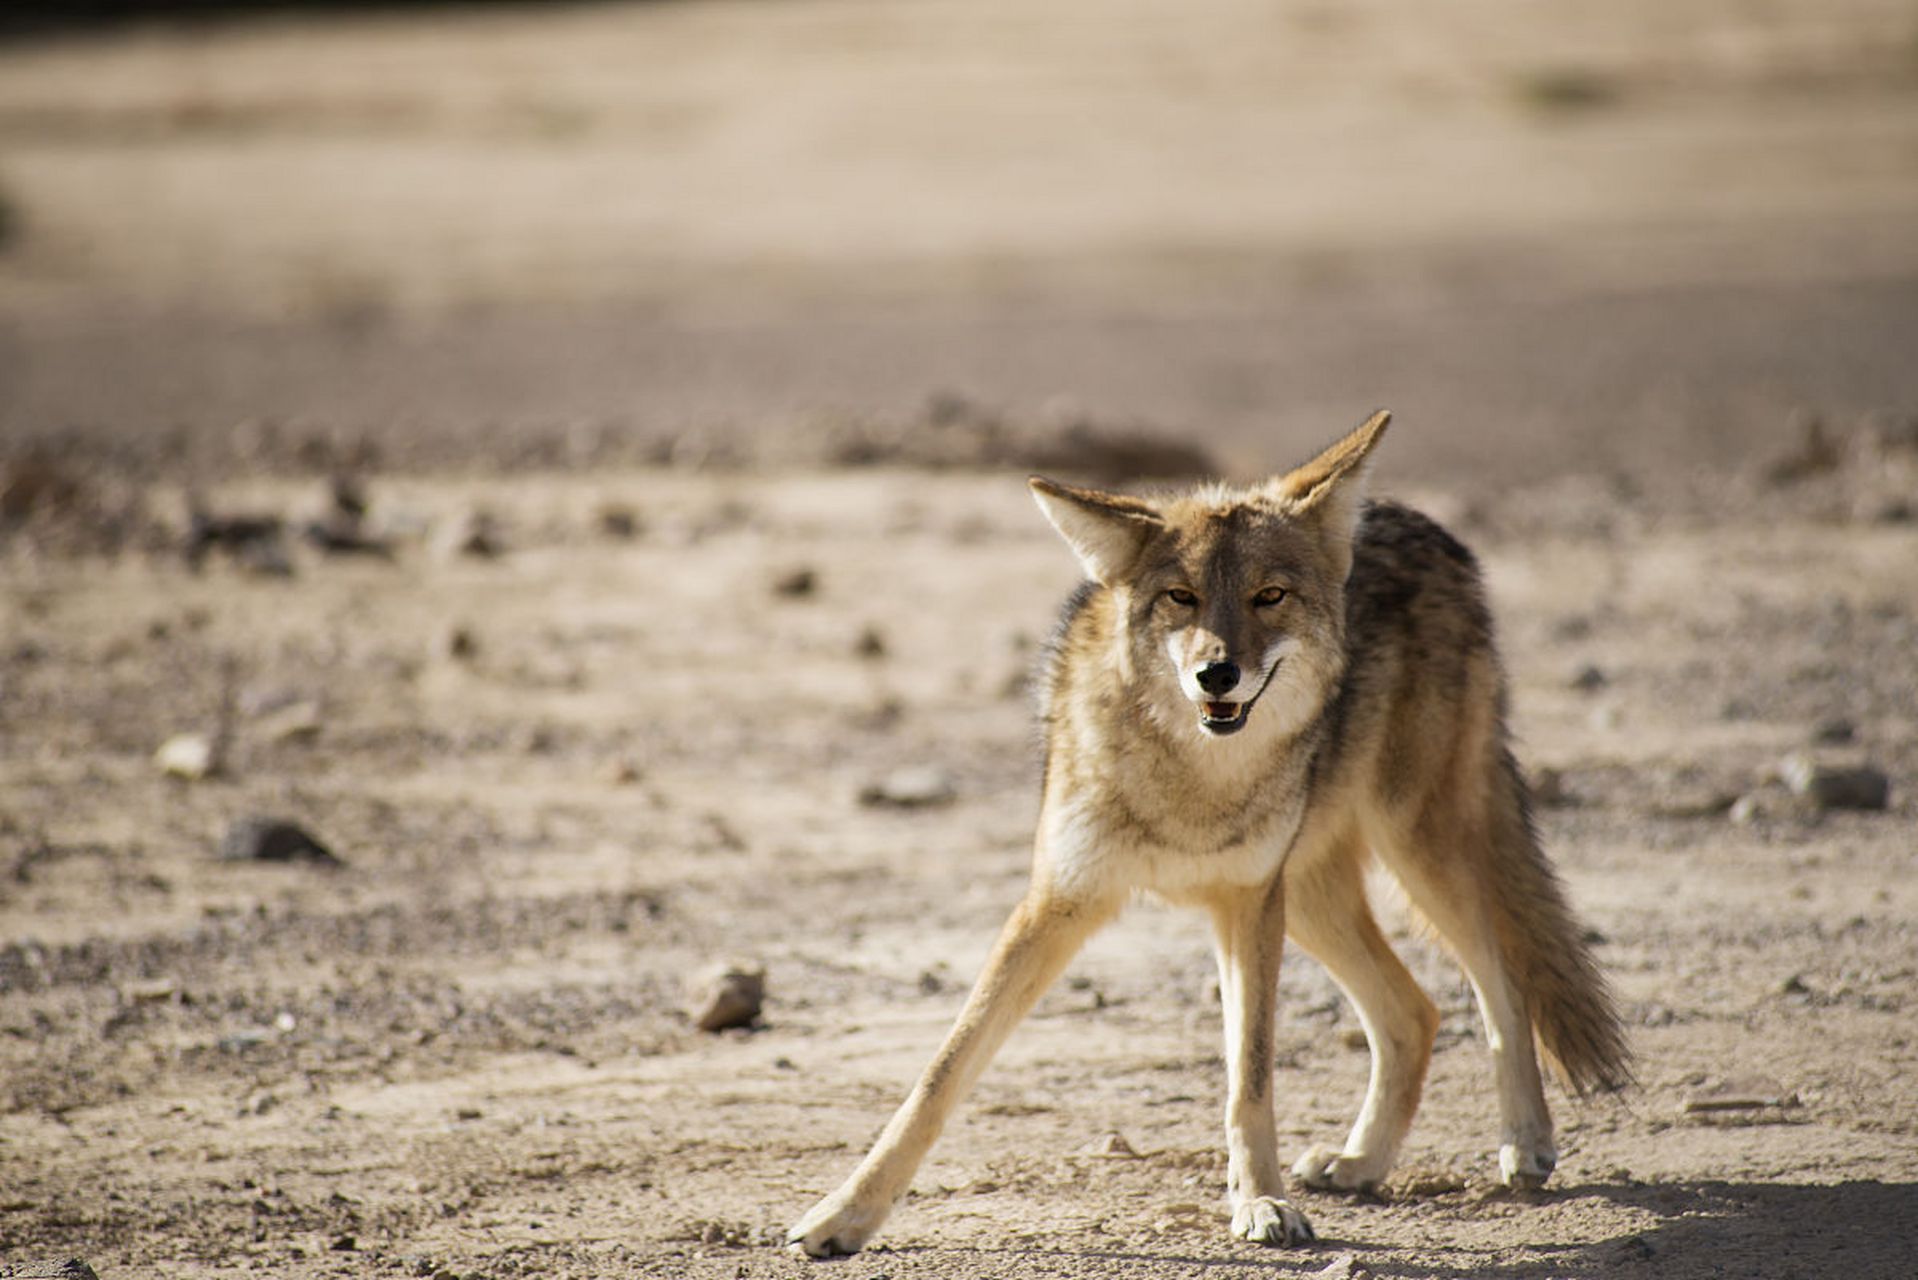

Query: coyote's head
1031;411;1388;741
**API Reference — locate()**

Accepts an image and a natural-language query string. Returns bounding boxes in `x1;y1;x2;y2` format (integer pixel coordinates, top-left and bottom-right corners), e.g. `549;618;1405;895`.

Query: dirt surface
3;3;1918;1278
3;435;1917;1279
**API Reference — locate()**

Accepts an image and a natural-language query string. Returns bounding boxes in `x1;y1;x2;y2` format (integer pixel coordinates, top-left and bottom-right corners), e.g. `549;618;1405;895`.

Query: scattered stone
0;1262;101;1280
329;1234;358;1253
1079;1131;1141;1158
858;765;957;809
218;816;343;867
437;623;480;661
1780;754;1891;812
1569;663;1607;692
256;700;322;744
155;733;220;780
917;970;944;995
125;978;179;1005
771;566;817;598
455;1107;483;1121
596;504;642;539
1529;766;1569;808
687;960;766;1032
184;508;293;576
436;509;503;559
303;474;392;557
1810;717;1857;746
1779;973;1811;996
1763;415;1842;486
605;757;643;786
854;626;887;659
1341;1027;1369;1052
1648;790;1738;820
1312;1253;1371;1280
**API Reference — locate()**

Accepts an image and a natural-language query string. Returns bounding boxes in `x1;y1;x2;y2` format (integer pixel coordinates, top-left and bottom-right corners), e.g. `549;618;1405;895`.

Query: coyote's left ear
1270;409;1391;535
1029;477;1165;585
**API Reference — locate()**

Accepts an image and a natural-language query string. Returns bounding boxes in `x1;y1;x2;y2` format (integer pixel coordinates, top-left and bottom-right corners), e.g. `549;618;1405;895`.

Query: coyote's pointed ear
1029;476;1164;585
1270;409;1391;534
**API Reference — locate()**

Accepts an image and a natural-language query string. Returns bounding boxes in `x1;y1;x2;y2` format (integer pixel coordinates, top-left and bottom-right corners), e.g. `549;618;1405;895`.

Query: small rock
1780;754;1890;812
605;757;643;786
436;509;503;559
687;961;765;1032
155;733;220;780
596;504;642;540
1779;973;1811;996
1313;1253;1371;1280
858;766;957;809
1763;414;1842;486
1810;717;1857;746
1341;1027;1369;1051
0;1262;101;1280
218;817;343;867
854;626;887;659
256;700;322;744
1569;663;1607;692
771;566;817;598
436;623;479;661
1080;1131;1140;1158
1529;766;1569;808
329;1234;358;1253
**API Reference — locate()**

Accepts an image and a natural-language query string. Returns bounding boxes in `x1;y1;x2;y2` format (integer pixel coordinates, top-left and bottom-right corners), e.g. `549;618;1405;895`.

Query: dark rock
858;766;957;809
1569;663;1607;692
687;961;765;1032
771;567;817;598
1781;754;1891;812
218;817;343;867
1810;718;1856;745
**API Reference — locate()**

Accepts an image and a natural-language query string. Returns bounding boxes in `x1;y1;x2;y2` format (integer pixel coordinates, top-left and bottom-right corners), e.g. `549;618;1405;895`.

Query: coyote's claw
1231;1195;1316;1246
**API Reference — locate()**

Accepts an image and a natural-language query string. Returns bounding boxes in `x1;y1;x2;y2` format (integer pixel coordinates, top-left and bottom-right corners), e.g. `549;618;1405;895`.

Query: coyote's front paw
787;1190;889;1259
1291;1142;1388;1193
1498;1141;1557;1191
1230;1195;1316;1246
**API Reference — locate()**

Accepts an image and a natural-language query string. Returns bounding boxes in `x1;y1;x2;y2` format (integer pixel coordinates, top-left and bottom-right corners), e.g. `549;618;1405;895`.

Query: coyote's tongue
1203;701;1239;721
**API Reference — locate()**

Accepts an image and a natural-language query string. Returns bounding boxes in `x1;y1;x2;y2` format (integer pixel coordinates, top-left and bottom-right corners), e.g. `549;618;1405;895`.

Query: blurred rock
854;625;887;659
687;961;765;1032
1764;415;1841;486
185;508;291;576
1569;663;1607;692
436;624;479;661
1314;1254;1371;1280
1530;766;1570;808
1810;717;1856;745
596;504;642;539
155;733;219;781
256;700;322;744
1780;754;1890;812
0;1262;101;1280
218;816;343;867
858;766;956;809
436;509;503;559
1080;1131;1140;1158
771;566;817;598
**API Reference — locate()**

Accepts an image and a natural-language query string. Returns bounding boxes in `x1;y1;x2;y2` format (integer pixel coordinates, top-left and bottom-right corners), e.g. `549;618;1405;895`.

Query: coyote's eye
1253;586;1288;608
1165;588;1199;608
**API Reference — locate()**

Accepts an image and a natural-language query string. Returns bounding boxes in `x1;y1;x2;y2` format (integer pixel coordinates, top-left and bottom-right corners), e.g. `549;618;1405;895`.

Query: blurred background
1;0;1916;482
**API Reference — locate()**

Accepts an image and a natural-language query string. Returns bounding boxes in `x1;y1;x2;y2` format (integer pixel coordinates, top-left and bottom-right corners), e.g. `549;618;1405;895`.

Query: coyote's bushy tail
1491;749;1634;1095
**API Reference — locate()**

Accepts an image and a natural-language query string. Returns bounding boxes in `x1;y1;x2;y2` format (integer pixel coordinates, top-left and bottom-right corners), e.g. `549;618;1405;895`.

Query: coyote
790;411;1630;1256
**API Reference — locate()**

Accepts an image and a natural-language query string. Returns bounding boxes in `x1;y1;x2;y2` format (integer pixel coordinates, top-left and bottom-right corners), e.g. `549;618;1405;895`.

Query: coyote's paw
1498;1141;1557;1192
1230;1195;1316;1247
787;1190;888;1259
1291;1143;1387;1193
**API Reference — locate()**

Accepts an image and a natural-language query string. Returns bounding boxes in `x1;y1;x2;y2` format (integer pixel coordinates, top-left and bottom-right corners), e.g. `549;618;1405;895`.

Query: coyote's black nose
1196;662;1241;696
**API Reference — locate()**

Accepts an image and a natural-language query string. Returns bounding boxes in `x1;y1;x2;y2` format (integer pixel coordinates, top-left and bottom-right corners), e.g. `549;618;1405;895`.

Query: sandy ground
2;437;1916;1279
2;2;1917;1277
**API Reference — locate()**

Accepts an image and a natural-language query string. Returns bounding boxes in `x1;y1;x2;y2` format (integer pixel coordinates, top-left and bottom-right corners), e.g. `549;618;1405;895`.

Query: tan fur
789;411;1630;1257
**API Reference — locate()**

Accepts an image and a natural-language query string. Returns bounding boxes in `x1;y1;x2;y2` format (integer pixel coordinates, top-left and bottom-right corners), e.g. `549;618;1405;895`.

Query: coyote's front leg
1209;877;1316;1247
789;889;1118;1257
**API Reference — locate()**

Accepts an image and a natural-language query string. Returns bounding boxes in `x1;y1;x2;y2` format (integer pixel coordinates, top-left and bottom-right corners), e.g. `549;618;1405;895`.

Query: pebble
0;1263;101;1280
771;566;817;598
155;733;219;780
1810;717;1857;746
256;700;322;744
1569;663;1607;692
218;817;343;867
1780;753;1890;812
436;510;502;560
858;766;957;809
687;961;765;1032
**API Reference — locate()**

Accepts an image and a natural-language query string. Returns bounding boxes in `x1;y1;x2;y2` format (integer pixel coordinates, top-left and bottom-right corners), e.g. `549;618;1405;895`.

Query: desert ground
3;3;1918;1278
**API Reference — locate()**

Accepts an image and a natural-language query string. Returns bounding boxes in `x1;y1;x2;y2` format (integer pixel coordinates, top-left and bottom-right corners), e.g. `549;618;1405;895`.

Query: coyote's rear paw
787;1191;887;1259
1291;1142;1387;1193
1231;1195;1316;1246
1498;1142;1557;1191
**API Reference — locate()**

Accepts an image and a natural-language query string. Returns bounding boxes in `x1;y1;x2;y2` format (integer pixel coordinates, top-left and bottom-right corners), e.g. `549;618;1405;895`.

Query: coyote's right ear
1029;477;1164;585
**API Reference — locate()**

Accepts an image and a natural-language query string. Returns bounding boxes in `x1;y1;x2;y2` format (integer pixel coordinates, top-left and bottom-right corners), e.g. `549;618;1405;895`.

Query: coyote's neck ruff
791;411;1630;1259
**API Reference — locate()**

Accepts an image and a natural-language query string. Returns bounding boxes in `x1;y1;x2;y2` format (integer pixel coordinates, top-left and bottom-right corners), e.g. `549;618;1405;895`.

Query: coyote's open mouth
1195;661;1281;737
1200;701;1250;735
